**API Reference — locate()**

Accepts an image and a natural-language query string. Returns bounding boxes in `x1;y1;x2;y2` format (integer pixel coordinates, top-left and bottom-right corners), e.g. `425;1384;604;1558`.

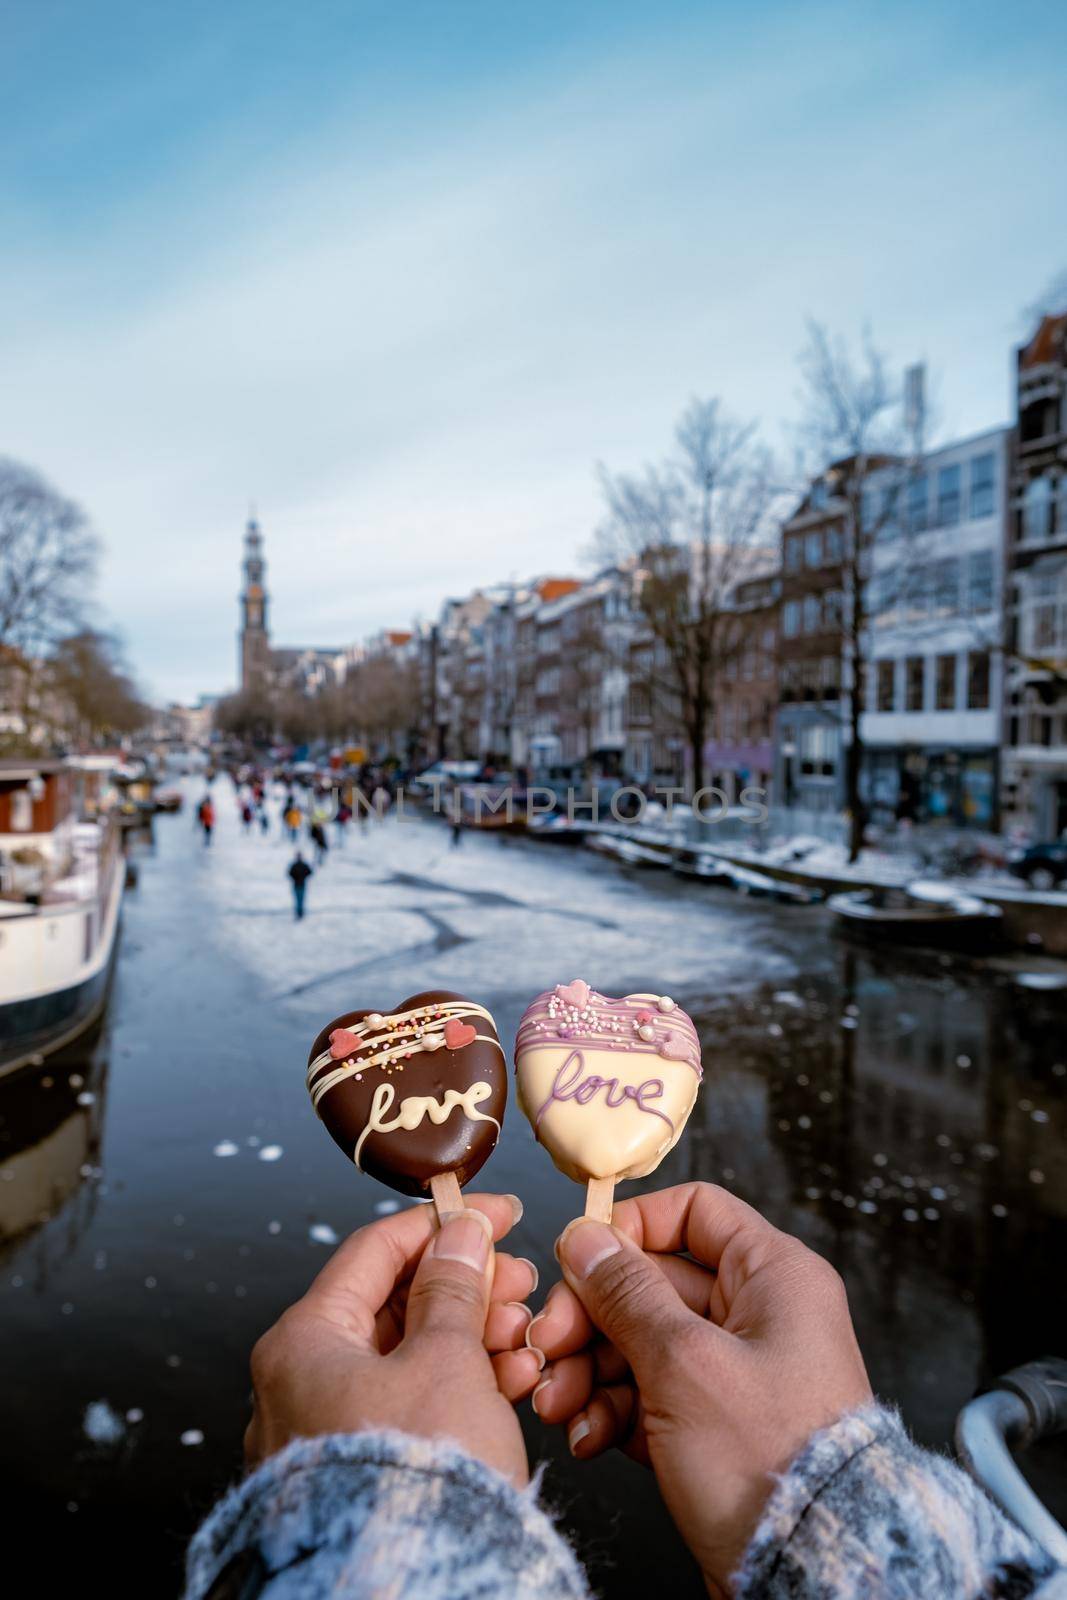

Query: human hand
245;1193;537;1486
526;1184;871;1593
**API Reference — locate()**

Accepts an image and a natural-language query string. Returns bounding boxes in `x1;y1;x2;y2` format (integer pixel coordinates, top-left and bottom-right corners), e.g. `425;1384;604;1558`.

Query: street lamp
781;739;797;808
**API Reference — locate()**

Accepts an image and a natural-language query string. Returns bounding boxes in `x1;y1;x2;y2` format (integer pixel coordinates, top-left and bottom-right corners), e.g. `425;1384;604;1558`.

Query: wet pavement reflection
0;793;1064;1596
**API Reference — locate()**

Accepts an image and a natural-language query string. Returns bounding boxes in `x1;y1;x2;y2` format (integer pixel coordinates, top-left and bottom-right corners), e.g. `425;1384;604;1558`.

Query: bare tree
214;687;277;747
0;459;98;656
596;398;777;794
345;651;421;760
47;629;148;745
795;324;911;859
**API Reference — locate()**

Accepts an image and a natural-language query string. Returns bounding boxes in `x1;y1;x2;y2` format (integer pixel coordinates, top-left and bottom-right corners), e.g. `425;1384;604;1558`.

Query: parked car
406;760;481;797
1008;838;1067;892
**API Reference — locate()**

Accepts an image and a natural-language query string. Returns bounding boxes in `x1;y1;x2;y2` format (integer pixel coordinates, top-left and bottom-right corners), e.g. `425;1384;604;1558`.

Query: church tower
239;514;272;692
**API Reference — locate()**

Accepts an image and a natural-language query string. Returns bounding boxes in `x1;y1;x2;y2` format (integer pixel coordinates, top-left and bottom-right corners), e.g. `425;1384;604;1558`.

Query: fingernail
505;1300;533;1329
568;1415;593;1455
524;1315;547;1370
505;1194;524;1225
559;1220;622;1281
440;1207;493;1240
430;1214;491;1272
531;1375;554;1416
516;1257;539;1293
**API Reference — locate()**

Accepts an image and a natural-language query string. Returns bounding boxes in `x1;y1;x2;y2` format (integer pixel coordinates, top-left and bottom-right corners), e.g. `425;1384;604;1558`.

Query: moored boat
828;880;1003;951
0;761;125;1078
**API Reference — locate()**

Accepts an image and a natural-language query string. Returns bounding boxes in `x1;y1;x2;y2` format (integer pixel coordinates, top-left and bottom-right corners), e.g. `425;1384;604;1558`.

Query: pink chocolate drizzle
515;982;703;1077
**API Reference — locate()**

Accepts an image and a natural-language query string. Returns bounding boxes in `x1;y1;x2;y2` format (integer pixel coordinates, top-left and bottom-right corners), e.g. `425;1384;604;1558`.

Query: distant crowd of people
194;765;402;921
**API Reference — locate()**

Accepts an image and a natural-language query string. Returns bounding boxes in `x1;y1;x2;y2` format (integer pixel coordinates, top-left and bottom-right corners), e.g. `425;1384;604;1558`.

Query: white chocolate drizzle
306;999;503;1111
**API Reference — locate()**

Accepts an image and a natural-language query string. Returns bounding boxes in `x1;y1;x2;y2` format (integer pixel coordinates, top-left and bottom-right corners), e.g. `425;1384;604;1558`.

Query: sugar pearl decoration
638;1023;655;1042
367;1013;385;1028
422;1032;445;1051
657;996;676;1013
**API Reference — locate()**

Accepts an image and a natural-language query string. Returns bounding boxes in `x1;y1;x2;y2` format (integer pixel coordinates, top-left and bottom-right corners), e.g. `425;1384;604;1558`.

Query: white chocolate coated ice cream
514;979;702;1182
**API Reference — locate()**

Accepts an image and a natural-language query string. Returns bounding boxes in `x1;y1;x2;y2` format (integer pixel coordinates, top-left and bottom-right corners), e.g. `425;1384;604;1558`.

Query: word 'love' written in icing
535;1050;675;1132
354;1080;500;1168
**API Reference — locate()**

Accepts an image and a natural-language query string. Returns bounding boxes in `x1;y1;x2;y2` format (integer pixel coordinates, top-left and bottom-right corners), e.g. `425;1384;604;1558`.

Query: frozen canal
1;784;1066;1596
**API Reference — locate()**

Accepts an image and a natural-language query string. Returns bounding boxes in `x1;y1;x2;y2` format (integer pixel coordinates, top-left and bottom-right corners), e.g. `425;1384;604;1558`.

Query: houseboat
0;760;125;1077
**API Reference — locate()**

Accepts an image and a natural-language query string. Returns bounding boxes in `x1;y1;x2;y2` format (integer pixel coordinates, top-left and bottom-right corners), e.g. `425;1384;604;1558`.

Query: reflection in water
682;948;1067;1516
0;1047;107;1274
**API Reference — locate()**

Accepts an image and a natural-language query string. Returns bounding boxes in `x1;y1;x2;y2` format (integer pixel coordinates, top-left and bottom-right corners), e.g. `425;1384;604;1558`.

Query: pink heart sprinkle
329;1028;361;1060
556;979;590;1010
444;1018;477;1050
660;1032;691;1062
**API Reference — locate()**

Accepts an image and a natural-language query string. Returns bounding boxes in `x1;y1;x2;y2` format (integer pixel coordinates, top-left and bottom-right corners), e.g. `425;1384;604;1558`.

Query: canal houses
860;427;1011;829
1003;309;1067;839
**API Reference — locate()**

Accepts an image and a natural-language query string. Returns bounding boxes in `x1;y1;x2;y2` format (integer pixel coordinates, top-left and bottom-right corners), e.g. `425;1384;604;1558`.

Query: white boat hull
0;844;124;1075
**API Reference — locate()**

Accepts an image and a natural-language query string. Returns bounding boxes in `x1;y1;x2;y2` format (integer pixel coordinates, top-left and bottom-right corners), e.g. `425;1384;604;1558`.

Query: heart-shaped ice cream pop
306;990;507;1203
515;982;702;1216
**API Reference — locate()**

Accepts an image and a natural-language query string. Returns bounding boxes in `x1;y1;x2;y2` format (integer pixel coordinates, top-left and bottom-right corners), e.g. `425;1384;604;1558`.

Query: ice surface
196;806;800;1005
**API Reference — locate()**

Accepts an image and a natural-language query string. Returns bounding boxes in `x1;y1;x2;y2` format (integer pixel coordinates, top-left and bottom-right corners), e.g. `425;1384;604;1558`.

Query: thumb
403;1209;495;1345
558;1219;692;1384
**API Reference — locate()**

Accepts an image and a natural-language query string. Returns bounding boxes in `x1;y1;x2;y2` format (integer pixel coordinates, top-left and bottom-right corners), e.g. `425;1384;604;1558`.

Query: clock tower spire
239;512;271;692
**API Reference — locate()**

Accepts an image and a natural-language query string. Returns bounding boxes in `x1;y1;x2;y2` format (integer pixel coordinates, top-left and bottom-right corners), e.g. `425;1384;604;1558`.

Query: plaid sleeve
733;1402;1067;1600
183;1429;590;1600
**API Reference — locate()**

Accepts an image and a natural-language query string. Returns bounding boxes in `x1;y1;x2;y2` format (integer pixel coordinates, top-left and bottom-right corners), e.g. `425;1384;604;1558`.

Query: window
1022;476;1053;543
825;525;844;562
935;654;957;711
800;660;820;699
800;723;836;776
904;563;929;616
905;656;925;711
11;789;33;830
936;464;961;527
783;600;800;637
785;536;803;571
968;550;994;612
802;594;821;633
821;656;840;694
823;589;844;628
869;571;890;619
805;531;823;568
970;453;995;518
933;557;959;613
907;473;928;533
966;652;991;710
876;660;896;713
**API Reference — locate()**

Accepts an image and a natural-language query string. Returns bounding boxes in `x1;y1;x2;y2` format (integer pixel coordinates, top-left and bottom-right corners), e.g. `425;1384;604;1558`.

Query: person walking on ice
197;794;215;846
287;851;313;920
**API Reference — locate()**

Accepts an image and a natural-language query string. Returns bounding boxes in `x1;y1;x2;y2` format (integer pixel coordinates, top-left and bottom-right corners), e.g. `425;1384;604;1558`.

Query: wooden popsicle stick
585;1175;616;1223
429;1170;464;1222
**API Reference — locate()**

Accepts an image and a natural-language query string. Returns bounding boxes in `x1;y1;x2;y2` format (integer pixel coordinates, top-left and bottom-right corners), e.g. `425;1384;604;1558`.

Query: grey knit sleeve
733;1401;1067;1600
183;1430;590;1600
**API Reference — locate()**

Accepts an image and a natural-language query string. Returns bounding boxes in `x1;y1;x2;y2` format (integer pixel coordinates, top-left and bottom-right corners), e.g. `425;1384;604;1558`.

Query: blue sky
2;0;1065;702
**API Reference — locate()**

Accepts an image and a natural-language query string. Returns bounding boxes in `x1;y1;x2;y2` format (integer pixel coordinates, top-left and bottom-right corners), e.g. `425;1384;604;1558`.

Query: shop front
863;746;999;829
